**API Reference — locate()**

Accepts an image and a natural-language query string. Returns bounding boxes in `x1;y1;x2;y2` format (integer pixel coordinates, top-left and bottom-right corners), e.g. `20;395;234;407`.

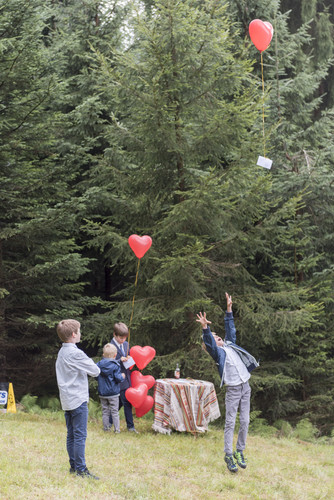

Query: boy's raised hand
226;292;232;312
196;312;211;329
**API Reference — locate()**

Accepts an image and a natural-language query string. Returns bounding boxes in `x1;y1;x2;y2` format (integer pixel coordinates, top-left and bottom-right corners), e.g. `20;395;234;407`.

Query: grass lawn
1;411;333;499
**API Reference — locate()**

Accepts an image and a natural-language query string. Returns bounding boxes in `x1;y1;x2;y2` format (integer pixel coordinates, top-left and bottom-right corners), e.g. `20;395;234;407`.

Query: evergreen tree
83;0;288;387
231;0;334;431
0;0;93;396
46;0;129;309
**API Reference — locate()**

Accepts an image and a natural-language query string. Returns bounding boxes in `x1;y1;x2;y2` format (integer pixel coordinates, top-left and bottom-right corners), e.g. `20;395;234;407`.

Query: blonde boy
96;343;125;432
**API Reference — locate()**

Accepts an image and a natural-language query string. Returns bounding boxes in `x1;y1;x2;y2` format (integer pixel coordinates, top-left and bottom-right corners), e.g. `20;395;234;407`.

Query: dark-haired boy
110;322;138;433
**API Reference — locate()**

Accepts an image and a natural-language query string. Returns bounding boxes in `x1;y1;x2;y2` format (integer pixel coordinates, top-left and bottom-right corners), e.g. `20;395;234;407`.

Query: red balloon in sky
128;234;152;259
249;19;273;52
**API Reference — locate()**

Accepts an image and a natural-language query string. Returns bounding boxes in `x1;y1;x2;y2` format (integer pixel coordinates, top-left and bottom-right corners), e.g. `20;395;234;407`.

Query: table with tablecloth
152;378;221;435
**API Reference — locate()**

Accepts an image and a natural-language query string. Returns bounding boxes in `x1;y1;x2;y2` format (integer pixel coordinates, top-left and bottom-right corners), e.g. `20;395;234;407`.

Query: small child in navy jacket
96;343;125;433
197;293;259;473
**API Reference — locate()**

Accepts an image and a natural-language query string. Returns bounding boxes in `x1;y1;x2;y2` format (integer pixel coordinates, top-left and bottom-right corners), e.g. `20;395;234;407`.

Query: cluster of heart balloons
249;19;273;52
125;345;156;417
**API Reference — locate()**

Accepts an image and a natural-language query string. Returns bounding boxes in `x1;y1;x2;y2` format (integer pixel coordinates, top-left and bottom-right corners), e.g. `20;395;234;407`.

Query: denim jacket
202;312;259;387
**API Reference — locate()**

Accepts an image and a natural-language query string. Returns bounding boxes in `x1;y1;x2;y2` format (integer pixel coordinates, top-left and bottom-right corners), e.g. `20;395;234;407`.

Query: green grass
1;412;333;500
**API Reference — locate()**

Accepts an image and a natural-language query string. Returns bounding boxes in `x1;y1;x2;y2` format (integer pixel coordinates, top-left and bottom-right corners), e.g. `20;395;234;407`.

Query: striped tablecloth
152;378;221;435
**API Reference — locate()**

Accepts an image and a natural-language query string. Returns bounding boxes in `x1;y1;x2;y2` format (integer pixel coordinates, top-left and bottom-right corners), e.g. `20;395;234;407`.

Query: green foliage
273;418;293;438
20;394;40;413
249;417;278;437
37;396;62;411
20;393;101;420
292;418;319;442
88;398;102;420
0;0;100;396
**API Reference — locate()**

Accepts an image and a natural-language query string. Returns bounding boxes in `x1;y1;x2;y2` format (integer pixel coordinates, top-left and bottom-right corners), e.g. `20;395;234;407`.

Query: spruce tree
0;0;93;396
82;0;278;379
231;0;334;431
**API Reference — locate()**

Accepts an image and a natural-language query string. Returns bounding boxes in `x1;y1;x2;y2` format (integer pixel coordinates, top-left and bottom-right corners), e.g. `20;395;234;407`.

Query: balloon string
128;258;140;355
261;51;266;157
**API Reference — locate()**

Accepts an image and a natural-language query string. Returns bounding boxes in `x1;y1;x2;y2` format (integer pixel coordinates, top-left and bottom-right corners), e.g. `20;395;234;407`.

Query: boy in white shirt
56;319;100;479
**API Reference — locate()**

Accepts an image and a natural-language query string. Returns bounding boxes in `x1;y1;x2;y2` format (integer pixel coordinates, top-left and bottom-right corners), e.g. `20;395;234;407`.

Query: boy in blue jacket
197;293;259;473
96;343;125;433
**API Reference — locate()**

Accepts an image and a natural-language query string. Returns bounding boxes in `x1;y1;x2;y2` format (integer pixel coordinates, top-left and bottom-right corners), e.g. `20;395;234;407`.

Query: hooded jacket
96;358;124;397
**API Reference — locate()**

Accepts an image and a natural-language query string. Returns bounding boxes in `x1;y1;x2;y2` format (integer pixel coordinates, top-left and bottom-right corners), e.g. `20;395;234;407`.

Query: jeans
64;401;88;472
109;389;135;429
224;381;251;455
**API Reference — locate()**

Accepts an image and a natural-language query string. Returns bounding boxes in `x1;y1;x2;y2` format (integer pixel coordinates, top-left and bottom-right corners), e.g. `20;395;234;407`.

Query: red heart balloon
130;346;156;371
131;370;155;390
125;383;148;408
128;234;152;259
249;19;273;52
135;395;154;418
264;21;273;38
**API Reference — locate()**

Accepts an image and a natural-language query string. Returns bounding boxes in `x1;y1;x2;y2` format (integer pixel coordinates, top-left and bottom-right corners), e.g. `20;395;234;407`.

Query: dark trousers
109;389;135;429
64;401;88;472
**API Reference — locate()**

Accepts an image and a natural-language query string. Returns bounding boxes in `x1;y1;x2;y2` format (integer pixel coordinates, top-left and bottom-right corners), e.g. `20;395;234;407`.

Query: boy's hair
56;319;80;342
103;343;117;359
113;322;129;338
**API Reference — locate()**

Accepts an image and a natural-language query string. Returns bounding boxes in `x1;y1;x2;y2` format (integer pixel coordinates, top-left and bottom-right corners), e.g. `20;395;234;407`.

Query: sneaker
234;450;247;469
69;467;76;474
224;454;238;473
76;467;100;480
114;430;120;434
128;427;139;434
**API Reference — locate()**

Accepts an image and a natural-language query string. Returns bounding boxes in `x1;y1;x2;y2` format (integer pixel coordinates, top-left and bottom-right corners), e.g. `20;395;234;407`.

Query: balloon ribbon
261;51;266;157
128;258;140;354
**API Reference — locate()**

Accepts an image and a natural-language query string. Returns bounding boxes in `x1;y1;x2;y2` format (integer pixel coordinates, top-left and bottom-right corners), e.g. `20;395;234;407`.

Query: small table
152;378;221;435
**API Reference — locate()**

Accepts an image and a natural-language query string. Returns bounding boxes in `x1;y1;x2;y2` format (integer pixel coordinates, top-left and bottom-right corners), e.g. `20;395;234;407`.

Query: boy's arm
73;349;101;377
224;292;236;343
196;312;220;362
114;365;125;383
202;326;220;362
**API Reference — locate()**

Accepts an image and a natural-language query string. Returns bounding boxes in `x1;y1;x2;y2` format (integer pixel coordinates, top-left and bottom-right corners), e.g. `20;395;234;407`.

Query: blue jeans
109;390;135;429
64;401;88;472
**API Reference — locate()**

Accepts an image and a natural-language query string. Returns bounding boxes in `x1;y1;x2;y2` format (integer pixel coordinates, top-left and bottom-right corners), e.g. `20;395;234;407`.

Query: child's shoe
76;467;100;480
234;450;247;469
224;454;238;473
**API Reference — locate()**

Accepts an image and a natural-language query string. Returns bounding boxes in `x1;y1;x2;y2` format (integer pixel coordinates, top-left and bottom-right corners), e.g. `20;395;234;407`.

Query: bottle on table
174;362;180;379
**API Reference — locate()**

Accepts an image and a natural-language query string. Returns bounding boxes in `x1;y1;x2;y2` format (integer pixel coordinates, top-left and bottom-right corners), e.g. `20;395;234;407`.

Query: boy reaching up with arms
56;319;100;479
196;293;259;473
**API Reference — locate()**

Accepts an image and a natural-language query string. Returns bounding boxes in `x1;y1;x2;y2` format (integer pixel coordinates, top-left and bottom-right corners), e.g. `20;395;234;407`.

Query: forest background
1;0;333;436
